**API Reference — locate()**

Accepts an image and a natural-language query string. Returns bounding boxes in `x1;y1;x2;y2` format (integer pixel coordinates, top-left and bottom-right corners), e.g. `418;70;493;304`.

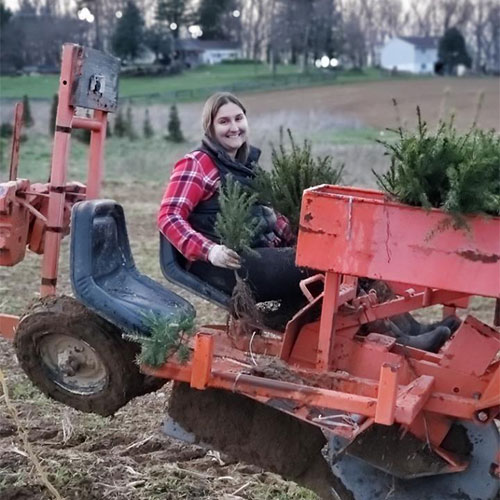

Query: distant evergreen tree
49;94;58;136
106;118;112;137
143;109;154;138
0;1;13;29
166;104;184;142
144;25;174;64
126;106;137;140
156;0;186;39
197;0;232;40
74;128;91;144
111;1;144;60
22;95;34;128
438;27;472;75
114;108;127;137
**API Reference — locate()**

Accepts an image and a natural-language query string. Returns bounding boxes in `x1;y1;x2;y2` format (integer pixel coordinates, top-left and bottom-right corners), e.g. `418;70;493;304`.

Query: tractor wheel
15;296;165;416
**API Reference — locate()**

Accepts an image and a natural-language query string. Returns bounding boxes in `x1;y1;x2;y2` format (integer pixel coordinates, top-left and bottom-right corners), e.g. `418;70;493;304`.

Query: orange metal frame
0;44;110;338
142;186;500;474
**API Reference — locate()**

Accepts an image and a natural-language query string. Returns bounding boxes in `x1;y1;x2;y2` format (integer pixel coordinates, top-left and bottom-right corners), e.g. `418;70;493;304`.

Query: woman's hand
208;245;241;269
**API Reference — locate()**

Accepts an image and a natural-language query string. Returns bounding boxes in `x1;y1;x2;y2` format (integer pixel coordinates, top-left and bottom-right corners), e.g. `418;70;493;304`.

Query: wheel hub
38;333;108;394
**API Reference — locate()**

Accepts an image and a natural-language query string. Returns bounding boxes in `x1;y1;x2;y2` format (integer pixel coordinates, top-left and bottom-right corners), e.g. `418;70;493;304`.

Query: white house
176;40;242;67
380;36;439;74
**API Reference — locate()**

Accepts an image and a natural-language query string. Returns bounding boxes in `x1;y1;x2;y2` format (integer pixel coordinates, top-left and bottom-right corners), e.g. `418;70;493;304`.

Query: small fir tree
374;103;500;228
126;106;137;140
215;176;259;255
255;129;344;235
114;108;127;137
0;122;13;138
156;0;186;39
126;313;195;366
111;0;144;60
166;104;184;142
22;95;34;128
49;94;58;136
143;108;154;138
215;176;261;324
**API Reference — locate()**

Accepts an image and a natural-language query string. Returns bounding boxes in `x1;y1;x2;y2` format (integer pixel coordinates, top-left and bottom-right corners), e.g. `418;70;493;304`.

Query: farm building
175;39;242;67
380;36;439;74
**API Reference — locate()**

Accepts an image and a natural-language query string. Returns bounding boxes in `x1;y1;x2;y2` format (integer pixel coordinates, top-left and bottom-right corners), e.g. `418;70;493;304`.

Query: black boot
390;313;461;336
394;326;452;353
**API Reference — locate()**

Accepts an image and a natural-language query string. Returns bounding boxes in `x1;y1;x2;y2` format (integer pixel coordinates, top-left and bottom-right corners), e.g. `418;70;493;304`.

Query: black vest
188;139;277;247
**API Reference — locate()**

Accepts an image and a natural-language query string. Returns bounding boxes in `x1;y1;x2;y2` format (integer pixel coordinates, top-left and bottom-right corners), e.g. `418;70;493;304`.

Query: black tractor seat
70;200;195;335
159;234;230;309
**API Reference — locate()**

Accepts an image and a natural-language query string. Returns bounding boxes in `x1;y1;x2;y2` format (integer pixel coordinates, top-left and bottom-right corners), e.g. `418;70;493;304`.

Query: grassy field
0;64;411;100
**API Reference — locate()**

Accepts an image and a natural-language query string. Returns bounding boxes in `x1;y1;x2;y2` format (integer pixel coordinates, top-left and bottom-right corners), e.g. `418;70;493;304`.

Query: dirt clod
168;382;354;499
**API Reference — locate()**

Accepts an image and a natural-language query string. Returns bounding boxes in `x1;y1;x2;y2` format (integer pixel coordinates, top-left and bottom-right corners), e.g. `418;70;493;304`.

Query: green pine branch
374;106;500;224
254;128;344;235
215;175;259;253
125;312;195;367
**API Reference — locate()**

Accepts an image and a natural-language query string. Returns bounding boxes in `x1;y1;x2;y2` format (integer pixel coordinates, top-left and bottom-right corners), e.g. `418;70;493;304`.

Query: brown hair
201;92;248;162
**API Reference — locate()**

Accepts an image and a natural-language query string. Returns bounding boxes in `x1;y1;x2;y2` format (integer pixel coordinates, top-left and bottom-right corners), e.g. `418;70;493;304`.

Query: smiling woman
157;92;309;318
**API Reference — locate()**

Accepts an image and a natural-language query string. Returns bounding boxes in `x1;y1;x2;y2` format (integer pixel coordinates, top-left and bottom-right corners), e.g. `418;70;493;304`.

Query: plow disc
329;421;499;500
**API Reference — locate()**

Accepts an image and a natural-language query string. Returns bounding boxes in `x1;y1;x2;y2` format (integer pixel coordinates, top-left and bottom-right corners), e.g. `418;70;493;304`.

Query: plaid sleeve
158;153;219;261
274;213;296;246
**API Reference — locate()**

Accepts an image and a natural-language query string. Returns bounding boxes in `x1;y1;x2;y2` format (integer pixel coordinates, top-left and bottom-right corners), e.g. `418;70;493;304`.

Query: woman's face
212;102;248;157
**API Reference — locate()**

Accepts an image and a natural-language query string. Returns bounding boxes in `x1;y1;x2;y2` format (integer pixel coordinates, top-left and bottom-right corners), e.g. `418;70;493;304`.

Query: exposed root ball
229;272;262;325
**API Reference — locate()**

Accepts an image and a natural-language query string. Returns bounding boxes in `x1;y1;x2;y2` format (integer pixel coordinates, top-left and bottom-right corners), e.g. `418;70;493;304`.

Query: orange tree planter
296;185;500;299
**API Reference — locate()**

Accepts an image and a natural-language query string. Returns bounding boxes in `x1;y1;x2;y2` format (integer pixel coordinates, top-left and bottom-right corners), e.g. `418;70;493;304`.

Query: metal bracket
71;47;120;112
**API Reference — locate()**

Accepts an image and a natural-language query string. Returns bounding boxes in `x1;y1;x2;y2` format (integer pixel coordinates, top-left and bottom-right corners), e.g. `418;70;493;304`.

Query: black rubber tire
15;296;165;417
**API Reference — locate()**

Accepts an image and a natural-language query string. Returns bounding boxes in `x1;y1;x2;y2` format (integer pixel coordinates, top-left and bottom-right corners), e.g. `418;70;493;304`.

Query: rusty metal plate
296;185;500;298
71;47;120;112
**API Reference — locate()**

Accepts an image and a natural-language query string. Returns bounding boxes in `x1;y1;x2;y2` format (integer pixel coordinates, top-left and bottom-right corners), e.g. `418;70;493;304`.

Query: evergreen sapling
143;108;154;138
126;106;137;140
255;128;344;235
126;313;195;367
166;104;185;142
114;108;127;137
215;176;261;325
374;102;500;232
22;95;34;128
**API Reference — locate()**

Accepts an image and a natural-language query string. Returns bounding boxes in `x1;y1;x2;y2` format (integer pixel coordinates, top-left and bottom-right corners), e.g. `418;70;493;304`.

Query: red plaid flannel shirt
158;151;293;261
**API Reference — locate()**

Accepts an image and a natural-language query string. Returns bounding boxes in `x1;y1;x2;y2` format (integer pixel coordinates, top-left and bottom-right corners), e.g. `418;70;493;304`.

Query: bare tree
379;0;406;39
409;0;438;37
484;2;500;72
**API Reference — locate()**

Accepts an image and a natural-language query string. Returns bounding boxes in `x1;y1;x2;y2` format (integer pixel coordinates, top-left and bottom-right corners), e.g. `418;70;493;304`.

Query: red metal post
0;315;19;341
317;271;341;371
40;44;80;297
374;363;399;425
190;333;214;389
85;110;108;199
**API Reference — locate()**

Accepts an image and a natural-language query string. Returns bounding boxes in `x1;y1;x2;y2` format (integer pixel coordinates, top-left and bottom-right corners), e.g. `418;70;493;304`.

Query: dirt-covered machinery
1;45;499;500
